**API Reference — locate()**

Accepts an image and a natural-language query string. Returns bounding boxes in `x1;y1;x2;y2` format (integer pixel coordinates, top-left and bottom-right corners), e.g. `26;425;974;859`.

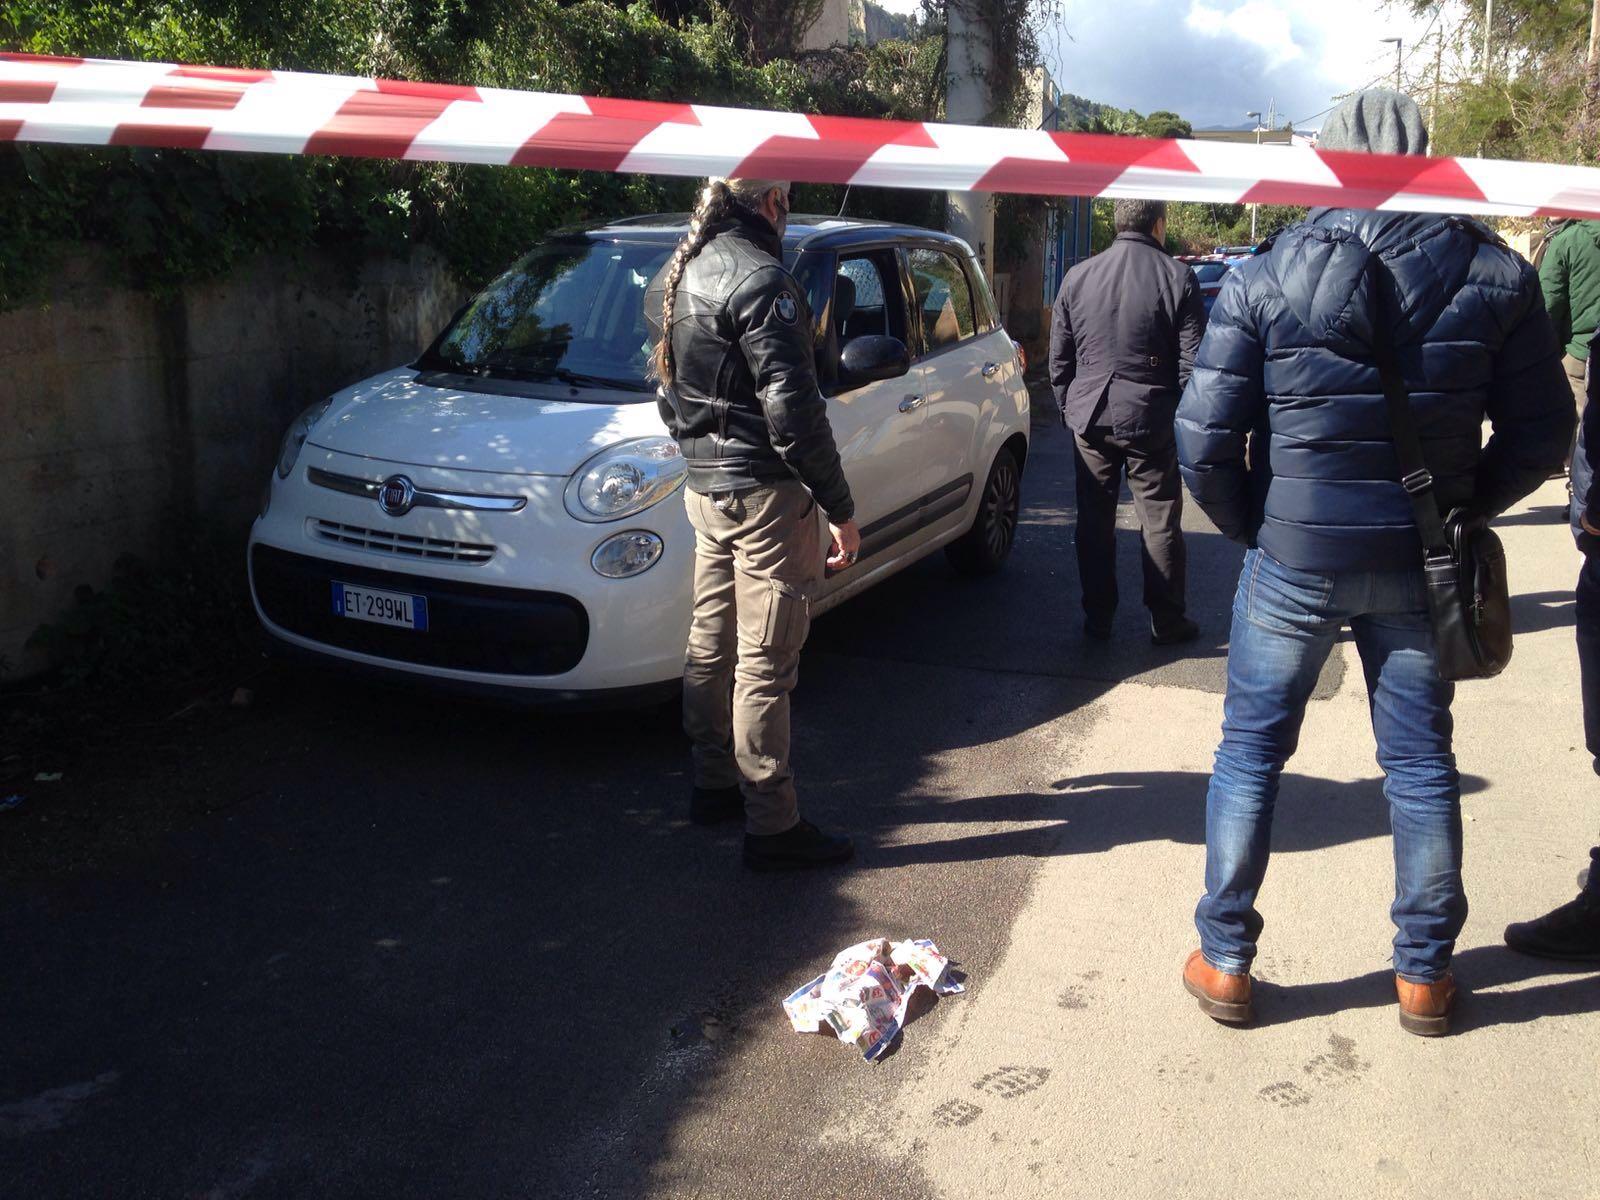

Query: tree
1139;110;1193;139
1388;0;1594;164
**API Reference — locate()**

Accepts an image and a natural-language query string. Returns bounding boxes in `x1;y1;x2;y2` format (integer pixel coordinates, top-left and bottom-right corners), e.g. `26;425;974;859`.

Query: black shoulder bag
1370;262;1513;681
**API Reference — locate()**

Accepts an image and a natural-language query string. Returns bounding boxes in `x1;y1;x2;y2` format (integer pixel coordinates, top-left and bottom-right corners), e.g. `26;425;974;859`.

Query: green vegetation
1394;0;1596;165
1164;203;1310;255
1056;93;1194;139
0;1;946;306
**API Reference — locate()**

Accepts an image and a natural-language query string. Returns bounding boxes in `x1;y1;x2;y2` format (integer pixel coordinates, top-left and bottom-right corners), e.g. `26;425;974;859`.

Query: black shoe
1504;891;1600;962
690;785;744;826
743;819;854;871
1151;617;1200;646
1084;615;1114;641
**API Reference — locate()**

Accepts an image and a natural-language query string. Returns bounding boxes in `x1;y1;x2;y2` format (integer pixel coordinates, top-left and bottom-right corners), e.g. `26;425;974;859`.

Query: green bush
0;1;947;305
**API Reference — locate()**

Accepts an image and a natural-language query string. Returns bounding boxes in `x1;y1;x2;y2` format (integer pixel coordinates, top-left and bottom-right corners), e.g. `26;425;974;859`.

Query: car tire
946;446;1021;576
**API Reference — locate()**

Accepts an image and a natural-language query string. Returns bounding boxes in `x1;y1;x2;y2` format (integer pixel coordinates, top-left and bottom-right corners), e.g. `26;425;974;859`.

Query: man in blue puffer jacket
1173;89;1573;1036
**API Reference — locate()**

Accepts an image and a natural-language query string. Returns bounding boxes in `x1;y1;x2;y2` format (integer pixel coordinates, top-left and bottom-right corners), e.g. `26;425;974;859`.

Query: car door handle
899;394;925;413
981;362;1001;378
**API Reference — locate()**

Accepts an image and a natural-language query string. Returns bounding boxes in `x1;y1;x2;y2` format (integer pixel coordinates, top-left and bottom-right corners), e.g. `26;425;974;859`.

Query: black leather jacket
646;208;854;523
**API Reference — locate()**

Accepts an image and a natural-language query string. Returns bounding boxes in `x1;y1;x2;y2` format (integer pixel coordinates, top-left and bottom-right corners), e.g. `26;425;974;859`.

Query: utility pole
1483;0;1494;80
1430;24;1444;140
1248;110;1261;243
945;1;995;278
1589;0;1600;67
1382;37;1403;91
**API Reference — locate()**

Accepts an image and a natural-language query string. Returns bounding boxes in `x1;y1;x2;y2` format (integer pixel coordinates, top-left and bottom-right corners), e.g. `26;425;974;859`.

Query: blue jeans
1195;549;1465;982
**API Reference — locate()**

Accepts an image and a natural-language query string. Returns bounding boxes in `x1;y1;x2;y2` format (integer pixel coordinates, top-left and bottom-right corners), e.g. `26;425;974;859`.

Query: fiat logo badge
378;475;416;516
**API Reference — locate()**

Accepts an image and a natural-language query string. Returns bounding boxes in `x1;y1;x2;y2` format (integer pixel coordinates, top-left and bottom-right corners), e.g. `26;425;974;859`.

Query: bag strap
1368;256;1454;562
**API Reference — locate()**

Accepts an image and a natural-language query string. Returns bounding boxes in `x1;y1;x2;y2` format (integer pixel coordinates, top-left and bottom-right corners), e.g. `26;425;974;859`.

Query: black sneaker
743;819;854;871
1503;891;1600;963
690;785;744;826
1151;617;1200;646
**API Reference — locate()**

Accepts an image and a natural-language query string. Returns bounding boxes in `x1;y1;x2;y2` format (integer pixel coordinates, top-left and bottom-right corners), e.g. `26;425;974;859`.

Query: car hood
307;368;671;477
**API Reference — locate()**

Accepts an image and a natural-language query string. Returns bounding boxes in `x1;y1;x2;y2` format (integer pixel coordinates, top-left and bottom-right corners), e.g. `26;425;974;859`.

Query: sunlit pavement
3;420;1596;1199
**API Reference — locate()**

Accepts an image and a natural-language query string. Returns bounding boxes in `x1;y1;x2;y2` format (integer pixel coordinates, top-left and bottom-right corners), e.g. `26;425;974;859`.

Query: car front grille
252;544;589;676
310;519;495;565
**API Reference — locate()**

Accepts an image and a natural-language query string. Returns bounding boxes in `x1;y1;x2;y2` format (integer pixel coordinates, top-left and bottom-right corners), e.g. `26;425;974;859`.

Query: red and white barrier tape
4;52;1599;219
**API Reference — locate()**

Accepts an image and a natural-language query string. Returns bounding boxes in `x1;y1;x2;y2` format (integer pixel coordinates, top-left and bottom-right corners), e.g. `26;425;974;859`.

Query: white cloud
866;0;1443;130
1185;1;1304;68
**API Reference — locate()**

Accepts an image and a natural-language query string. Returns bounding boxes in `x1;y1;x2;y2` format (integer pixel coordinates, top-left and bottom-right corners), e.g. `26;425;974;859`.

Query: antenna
836;185;852;218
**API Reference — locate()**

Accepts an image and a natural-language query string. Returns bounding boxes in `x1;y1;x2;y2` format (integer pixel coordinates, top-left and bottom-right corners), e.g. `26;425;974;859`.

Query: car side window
909;247;976;354
966;254;999;333
833;252;907;345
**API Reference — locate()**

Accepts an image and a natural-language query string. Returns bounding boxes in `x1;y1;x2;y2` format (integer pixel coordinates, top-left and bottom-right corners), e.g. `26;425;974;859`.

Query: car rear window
1192;262;1230;283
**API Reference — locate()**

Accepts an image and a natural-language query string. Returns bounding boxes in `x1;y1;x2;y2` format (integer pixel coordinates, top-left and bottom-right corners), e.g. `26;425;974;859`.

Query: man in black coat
1049;198;1207;644
1504;332;1600;961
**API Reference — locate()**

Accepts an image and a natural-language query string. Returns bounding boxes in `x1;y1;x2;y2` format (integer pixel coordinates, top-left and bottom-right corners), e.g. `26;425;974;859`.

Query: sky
876;0;1443;130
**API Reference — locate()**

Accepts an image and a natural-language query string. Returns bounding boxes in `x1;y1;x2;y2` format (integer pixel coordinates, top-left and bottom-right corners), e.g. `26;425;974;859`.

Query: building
801;0;917;51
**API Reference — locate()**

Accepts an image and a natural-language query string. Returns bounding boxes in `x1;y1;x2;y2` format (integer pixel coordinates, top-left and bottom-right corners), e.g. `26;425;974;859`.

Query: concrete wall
945;2;996;282
1;249;467;678
802;0;862;49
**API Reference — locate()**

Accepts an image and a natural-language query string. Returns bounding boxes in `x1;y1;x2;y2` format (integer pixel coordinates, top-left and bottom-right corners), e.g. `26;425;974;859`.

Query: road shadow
806;424;1344;725
1251;943;1600;1032
1513;589;1577;635
850;771;1490;870
0;421;1410;1197
1492;503;1570;528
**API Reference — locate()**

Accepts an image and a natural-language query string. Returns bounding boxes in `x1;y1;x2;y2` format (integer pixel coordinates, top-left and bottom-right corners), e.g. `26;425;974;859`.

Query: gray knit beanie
1317;88;1429;156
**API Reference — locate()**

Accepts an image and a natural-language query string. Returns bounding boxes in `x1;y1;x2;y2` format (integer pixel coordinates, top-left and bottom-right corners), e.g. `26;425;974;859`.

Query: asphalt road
5;419;1592;1200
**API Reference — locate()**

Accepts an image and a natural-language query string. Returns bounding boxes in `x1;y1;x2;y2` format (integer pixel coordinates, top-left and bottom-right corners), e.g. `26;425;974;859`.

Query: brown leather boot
1395;972;1457;1037
1182;949;1253;1023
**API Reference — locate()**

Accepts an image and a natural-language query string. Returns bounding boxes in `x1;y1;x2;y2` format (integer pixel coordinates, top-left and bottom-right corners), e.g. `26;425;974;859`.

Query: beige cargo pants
682;481;821;835
1566;354;1589;468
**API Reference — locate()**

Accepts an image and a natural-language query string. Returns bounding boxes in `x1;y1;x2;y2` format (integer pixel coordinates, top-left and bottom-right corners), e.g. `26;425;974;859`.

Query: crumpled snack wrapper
782;938;964;1061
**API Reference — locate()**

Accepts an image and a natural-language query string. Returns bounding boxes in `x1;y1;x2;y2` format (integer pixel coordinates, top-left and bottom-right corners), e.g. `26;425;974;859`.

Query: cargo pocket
761;579;811;651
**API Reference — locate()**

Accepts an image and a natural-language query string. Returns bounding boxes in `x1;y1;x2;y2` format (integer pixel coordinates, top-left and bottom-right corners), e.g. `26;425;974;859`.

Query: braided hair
650;176;790;387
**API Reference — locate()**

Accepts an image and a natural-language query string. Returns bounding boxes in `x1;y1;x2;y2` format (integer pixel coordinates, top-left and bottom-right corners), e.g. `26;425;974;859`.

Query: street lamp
1247;110;1262;242
1382;37;1403;91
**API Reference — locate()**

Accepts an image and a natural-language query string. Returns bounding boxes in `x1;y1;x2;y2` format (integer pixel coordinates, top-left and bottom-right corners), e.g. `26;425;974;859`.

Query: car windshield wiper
539;368;652;393
418;358;649;393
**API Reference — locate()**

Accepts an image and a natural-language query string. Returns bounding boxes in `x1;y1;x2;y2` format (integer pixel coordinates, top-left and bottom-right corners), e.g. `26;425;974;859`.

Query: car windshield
421;238;672;395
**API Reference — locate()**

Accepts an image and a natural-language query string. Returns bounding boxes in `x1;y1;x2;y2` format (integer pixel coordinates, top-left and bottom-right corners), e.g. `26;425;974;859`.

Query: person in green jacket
1539;219;1600;463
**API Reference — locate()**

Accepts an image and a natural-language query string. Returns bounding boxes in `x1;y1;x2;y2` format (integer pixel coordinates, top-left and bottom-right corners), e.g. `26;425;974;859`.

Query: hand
827;519;861;571
1582;512;1600;538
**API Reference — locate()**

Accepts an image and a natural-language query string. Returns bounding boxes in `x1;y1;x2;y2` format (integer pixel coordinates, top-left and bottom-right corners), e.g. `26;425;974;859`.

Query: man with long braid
646;177;859;870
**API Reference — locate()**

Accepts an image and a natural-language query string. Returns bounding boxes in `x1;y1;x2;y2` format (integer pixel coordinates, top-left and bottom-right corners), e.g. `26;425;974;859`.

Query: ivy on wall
0;0;947;306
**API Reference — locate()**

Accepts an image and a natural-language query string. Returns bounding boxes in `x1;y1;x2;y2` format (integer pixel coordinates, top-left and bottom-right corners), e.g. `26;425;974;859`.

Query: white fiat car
248;215;1030;705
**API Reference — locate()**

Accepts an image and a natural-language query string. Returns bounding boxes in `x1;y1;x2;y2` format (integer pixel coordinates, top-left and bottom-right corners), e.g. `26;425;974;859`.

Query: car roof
577;213;975;254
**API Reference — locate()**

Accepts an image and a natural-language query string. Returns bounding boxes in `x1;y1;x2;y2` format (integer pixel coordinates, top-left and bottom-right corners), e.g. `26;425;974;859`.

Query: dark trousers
1573;556;1600;893
1072;427;1187;628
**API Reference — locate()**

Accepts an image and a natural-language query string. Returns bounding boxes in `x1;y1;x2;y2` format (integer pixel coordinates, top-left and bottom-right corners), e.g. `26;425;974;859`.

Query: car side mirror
838;335;910;390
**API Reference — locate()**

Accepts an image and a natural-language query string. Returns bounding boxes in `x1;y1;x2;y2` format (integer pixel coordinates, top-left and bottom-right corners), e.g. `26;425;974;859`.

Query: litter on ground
782;938;964;1062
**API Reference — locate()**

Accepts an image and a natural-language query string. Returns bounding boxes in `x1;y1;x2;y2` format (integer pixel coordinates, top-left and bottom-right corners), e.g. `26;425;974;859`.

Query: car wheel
946;446;1020;576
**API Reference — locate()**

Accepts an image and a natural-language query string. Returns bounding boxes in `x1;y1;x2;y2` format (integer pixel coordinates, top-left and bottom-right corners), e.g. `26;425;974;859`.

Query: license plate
332;582;428;631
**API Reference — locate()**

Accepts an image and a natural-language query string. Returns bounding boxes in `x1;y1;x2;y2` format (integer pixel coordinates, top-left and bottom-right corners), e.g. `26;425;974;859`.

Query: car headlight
276;398;333;480
591;531;665;578
564;437;686;523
